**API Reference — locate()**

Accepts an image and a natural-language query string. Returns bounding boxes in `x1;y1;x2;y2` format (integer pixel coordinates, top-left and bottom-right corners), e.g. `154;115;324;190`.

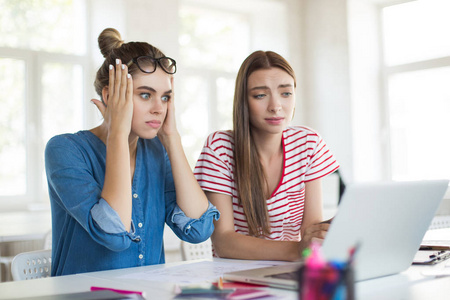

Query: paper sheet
118;260;283;284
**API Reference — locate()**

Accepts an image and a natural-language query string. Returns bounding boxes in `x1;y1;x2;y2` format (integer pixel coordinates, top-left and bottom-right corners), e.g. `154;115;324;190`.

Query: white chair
43;230;52;249
429;215;450;230
11;249;52;281
180;239;212;261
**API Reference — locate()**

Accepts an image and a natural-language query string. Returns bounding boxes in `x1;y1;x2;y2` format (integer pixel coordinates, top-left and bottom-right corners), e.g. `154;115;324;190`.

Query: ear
101;86;109;106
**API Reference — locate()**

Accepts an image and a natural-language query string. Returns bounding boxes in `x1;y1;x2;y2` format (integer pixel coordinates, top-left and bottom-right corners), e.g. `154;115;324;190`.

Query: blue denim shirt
45;131;219;276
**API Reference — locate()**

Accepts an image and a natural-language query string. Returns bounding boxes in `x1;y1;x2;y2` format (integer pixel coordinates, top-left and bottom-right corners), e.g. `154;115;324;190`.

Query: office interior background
0;0;449;276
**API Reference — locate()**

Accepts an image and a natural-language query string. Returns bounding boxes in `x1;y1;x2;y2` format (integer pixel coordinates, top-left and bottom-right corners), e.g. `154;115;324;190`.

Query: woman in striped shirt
194;51;339;261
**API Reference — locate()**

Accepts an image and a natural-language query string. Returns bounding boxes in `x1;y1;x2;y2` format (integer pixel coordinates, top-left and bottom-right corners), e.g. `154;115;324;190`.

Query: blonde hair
233;51;296;236
93;28;167;99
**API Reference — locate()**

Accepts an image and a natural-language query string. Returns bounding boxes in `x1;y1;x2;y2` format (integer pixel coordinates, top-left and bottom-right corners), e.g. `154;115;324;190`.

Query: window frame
379;2;450;182
0;48;90;210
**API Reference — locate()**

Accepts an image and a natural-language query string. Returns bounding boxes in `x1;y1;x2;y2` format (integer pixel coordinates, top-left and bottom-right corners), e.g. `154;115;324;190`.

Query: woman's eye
161;95;171;102
140;93;151;100
253;94;266;99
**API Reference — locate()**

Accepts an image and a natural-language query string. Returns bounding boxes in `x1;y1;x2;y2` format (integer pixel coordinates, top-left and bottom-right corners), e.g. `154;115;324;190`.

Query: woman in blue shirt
45;28;219;276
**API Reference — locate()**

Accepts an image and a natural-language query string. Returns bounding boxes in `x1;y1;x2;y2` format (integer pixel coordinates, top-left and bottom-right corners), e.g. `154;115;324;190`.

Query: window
178;3;251;166
382;0;450;181
0;0;88;207
178;0;289;167
0;58;26;195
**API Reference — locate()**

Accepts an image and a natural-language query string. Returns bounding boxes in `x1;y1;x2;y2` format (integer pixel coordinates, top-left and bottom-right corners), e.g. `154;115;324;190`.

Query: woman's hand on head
92;59;133;139
157;76;179;141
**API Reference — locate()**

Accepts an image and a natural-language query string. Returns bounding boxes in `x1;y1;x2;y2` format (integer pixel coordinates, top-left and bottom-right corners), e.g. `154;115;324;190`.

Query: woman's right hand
298;222;330;254
92;59;133;138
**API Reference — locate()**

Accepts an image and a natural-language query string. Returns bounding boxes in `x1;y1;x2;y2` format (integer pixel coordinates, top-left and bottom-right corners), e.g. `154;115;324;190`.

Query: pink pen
90;286;145;296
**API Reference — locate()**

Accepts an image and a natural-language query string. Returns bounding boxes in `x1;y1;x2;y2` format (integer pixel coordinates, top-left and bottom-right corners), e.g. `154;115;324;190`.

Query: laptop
223;180;449;289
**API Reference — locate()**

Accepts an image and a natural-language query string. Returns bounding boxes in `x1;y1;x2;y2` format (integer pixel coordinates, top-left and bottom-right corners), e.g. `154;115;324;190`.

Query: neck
251;129;283;160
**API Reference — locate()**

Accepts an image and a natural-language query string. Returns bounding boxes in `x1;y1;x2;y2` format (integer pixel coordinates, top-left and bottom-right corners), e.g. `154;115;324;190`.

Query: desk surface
1;228;450;299
1;257;450;300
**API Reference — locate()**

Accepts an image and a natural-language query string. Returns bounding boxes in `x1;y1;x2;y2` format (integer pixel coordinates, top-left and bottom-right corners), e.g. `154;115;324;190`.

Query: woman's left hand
158;77;179;143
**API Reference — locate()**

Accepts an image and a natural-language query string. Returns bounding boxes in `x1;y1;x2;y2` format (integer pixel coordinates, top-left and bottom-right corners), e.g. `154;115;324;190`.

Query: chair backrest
11;249;52;281
180;239;212;261
429;215;450;230
43;229;52;249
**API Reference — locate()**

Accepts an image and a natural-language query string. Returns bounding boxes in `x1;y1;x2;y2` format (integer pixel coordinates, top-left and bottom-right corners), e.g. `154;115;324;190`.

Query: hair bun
98;28;124;58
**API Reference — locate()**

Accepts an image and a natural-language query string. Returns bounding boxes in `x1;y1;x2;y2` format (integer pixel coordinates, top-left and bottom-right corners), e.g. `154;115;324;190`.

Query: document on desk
118;261;284;284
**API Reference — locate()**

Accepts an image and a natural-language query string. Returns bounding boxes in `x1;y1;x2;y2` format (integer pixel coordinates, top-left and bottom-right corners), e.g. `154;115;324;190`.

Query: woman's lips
265;117;284;125
146;120;161;129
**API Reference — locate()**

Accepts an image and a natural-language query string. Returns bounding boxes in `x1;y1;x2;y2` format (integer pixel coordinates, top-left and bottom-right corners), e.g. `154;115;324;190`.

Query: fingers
311;237;324;245
126;72;133;102
306;223;330;234
108;63;115;103
108;59;129;106
303;223;329;242
120;63;128;102
113;59;121;102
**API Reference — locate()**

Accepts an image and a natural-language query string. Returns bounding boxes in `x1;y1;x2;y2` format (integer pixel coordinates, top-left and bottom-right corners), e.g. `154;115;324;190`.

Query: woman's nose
268;97;282;112
151;99;164;114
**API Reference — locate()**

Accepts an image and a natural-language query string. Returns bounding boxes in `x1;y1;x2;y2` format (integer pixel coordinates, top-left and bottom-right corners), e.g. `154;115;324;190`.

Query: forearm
212;231;302;261
162;133;209;219
102;133;132;231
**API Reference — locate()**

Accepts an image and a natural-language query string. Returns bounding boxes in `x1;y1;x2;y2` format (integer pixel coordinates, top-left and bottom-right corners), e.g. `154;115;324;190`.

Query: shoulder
46;131;88;150
203;130;234;151
283;126;321;145
45;131;103;162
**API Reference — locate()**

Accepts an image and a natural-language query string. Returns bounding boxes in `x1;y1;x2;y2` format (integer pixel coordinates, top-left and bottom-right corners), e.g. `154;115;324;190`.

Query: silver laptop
223;180;449;289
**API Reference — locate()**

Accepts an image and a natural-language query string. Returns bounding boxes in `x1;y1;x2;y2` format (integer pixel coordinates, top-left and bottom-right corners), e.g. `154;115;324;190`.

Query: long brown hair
233;51;296;236
93;28;167;100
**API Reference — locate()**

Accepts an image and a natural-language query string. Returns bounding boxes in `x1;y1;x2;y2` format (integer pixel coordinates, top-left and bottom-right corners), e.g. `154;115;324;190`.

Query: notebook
223;180;449;290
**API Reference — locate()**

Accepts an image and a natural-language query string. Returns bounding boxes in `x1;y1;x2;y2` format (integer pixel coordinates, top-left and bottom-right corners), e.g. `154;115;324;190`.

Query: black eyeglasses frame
126;56;177;75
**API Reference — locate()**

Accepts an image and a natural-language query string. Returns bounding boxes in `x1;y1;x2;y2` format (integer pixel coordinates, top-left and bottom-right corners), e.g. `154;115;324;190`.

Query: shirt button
133;193;138;198
139;254;143;259
186;225;191;229
138;222;143;228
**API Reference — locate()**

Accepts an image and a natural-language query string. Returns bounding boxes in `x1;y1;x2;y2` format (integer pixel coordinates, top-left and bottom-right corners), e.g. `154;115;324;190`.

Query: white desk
1;257;450;299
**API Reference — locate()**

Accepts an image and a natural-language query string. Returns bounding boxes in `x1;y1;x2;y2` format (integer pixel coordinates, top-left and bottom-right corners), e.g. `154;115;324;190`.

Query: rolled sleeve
91;199;138;241
170;202;220;243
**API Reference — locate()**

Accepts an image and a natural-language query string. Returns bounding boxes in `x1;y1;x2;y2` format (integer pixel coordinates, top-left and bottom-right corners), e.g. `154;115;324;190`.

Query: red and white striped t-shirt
194;126;339;242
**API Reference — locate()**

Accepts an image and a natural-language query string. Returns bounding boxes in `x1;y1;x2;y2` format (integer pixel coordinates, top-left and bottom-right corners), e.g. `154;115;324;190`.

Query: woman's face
130;67;172;139
246;67;295;135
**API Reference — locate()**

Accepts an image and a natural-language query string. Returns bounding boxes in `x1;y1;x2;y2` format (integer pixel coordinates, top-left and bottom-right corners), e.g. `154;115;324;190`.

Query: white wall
300;0;354;182
348;0;386;181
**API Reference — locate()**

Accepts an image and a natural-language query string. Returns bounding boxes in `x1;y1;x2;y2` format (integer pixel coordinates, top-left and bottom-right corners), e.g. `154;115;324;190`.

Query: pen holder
297;261;355;300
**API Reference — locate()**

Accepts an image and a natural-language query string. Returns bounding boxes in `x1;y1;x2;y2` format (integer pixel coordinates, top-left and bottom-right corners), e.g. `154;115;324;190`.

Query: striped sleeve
302;129;339;182
194;131;235;196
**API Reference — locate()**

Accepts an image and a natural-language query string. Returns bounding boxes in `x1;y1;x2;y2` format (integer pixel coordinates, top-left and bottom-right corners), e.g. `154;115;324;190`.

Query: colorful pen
90;286;145;296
